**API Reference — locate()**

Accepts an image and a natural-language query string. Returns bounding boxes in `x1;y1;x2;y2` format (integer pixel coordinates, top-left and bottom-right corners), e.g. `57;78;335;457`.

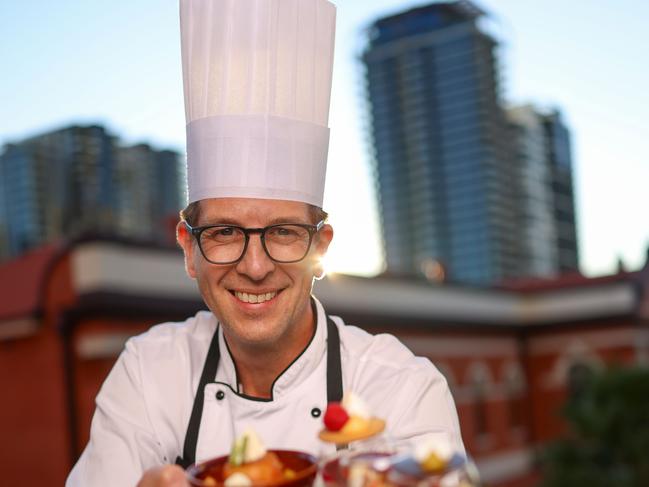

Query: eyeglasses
185;220;325;265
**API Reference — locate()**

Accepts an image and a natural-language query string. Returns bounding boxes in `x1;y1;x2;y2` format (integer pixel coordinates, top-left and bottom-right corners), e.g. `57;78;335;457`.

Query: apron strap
326;315;343;403
325;316;346;452
175;325;221;469
176;313;344;468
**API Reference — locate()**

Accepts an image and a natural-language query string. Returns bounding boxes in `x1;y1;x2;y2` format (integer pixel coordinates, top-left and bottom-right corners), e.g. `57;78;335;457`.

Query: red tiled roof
498;269;640;293
0;244;60;319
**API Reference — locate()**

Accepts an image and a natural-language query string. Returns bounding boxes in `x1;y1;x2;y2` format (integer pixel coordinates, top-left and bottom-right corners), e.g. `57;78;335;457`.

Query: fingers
137;464;190;487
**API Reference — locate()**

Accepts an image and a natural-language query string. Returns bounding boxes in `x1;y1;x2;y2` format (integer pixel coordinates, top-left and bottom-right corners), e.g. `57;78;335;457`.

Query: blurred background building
1;237;648;486
362;1;579;285
0;125;183;259
507;106;579;276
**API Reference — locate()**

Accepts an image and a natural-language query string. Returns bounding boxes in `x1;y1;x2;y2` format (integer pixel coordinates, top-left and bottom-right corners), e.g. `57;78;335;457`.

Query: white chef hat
180;0;336;207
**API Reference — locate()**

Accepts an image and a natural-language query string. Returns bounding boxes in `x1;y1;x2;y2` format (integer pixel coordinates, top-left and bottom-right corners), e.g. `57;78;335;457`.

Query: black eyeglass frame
184;220;325;265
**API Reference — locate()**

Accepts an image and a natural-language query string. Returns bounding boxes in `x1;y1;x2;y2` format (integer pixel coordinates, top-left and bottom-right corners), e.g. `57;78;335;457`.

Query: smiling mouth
232;290;278;304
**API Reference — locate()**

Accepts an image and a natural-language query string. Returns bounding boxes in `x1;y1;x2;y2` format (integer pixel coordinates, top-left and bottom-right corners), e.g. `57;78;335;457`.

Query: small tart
318;417;386;445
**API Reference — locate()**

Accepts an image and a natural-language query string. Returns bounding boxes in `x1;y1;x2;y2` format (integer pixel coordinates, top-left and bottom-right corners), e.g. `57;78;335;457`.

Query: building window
467;362;492;445
473;380;488;438
503;363;527;432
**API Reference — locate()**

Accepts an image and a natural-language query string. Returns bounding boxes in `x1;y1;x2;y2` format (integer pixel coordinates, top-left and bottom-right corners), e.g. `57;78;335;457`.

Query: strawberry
323;402;349;431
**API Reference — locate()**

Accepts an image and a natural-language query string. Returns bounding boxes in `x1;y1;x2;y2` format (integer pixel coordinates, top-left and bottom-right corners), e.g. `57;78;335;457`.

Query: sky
1;0;647;278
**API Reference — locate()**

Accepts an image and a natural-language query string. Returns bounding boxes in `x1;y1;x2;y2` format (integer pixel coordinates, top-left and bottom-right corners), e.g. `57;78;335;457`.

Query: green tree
538;366;649;487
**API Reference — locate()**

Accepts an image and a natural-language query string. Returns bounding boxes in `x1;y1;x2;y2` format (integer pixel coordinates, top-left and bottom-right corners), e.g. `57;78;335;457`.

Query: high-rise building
507;105;579;276
0;125;116;255
507;105;558;278
543;111;580;273
0;125;184;259
114;144;184;241
362;1;579;285
0;170;8;260
363;1;520;285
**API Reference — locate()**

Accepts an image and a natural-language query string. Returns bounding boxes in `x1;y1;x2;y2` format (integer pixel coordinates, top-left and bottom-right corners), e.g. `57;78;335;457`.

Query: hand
137;465;190;487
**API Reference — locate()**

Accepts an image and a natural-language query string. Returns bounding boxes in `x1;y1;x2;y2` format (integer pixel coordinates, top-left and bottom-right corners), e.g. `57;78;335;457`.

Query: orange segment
318;418;385;445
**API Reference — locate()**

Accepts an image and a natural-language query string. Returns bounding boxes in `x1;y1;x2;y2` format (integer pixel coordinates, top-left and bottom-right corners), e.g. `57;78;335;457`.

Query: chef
67;1;464;486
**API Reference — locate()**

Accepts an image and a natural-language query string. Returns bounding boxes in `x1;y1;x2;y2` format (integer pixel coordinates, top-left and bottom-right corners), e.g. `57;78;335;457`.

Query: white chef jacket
67;297;464;486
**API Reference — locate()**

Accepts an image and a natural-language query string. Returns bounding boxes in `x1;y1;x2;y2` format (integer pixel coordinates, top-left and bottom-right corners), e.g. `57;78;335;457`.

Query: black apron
175;315;343;468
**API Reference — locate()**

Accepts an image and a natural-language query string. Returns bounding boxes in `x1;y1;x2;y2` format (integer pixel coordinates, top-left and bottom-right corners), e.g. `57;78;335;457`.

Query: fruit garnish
318;392;385;444
203;476;218;487
229;428;267;466
413;438;453;473
323;402;349;431
341;392;371;419
224;429;286;486
339;416;368;436
229;435;247;466
223;472;252;487
420;452;446;473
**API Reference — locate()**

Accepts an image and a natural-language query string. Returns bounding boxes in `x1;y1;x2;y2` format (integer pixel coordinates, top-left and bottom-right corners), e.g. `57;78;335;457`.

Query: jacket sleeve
349;331;466;455
388;360;465;455
66;338;165;487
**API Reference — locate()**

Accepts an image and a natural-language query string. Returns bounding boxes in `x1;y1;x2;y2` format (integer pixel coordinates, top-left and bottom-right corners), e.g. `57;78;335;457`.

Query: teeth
235;291;277;304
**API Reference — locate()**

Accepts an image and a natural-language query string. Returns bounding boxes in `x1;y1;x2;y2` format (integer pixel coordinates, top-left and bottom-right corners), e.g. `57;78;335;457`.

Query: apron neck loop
176;309;344;468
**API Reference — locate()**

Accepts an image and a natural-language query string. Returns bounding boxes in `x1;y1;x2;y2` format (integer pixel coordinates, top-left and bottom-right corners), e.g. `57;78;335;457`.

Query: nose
235;234;275;281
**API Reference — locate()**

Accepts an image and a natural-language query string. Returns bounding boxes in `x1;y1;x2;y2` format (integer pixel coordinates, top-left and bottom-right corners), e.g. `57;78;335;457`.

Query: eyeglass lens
199;225;313;264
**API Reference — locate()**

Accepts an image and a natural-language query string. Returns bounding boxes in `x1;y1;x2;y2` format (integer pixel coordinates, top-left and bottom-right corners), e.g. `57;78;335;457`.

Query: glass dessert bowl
187;450;318;487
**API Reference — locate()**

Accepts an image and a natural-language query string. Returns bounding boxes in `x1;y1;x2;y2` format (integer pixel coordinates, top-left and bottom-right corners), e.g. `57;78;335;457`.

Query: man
67;1;464;486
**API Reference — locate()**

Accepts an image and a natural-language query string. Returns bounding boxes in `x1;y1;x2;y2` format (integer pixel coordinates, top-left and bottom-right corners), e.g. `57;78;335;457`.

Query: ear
314;224;334;256
176;221;197;279
311;224;333;279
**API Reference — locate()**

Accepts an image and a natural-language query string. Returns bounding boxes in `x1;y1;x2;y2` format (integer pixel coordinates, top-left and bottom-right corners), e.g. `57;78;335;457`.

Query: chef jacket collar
215;296;328;400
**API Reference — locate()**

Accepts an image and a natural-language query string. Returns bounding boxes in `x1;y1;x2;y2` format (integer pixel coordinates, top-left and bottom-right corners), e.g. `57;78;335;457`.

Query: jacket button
311;407;321;418
216;390;225;400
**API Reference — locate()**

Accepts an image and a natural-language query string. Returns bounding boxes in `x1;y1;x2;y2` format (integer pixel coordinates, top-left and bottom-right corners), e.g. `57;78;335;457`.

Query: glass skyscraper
507;105;558;278
362;1;579;285
543;111;580;273
507;105;579;277
0;125;184;259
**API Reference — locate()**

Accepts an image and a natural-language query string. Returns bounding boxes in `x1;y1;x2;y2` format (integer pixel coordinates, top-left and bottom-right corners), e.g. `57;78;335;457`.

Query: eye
202;226;240;243
268;226;297;238
266;225;310;244
215;227;234;237
276;227;295;236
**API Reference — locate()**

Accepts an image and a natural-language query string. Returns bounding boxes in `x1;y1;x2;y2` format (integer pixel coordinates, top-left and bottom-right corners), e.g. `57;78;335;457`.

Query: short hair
180;201;328;226
180;201;202;226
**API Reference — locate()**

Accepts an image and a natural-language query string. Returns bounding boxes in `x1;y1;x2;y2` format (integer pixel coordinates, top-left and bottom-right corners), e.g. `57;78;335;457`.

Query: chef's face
177;198;333;348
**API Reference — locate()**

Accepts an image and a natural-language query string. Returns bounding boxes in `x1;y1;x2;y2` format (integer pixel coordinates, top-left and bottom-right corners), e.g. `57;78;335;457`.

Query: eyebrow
199;216;311;226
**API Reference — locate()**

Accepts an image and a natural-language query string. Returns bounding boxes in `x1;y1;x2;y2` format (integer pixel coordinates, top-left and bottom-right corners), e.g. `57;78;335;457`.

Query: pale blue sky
1;1;647;277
